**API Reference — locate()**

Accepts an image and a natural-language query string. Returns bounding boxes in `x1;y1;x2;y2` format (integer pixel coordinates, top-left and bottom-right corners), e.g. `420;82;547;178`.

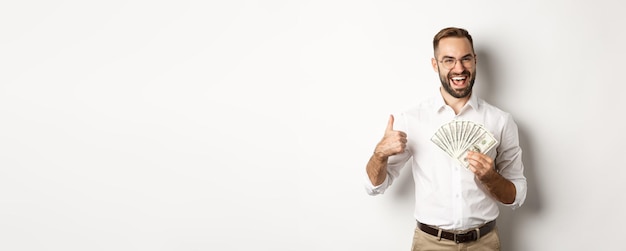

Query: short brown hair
433;27;474;55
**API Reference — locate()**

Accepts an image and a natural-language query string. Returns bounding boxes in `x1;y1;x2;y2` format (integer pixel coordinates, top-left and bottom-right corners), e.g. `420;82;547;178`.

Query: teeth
452;77;466;81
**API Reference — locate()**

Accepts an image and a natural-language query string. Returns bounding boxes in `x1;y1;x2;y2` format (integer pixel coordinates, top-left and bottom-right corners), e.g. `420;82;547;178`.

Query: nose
451;59;466;73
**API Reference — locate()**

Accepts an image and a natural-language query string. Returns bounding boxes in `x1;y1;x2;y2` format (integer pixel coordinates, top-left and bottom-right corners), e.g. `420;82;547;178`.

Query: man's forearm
366;153;388;186
480;171;516;204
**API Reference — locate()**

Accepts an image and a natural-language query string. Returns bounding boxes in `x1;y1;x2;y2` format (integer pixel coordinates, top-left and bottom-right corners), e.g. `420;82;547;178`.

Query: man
364;27;527;251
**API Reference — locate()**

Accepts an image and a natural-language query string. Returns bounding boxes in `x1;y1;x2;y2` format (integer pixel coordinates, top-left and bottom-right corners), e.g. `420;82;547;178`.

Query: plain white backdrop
1;1;625;250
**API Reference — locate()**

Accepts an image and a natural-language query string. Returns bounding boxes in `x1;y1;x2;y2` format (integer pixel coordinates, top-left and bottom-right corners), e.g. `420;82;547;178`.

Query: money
431;120;498;168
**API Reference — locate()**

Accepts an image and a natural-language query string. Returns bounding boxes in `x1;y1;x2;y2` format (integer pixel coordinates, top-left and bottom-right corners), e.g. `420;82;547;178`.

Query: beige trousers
411;226;501;251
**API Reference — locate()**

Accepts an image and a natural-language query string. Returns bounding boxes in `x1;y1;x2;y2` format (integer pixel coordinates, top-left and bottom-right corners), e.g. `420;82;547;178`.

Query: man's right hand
374;115;407;160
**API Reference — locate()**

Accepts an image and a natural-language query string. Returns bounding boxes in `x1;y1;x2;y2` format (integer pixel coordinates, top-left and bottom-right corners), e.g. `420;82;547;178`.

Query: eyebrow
442;53;473;59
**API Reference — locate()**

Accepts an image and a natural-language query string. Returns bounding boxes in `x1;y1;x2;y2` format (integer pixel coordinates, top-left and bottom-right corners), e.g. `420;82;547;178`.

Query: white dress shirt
365;89;527;231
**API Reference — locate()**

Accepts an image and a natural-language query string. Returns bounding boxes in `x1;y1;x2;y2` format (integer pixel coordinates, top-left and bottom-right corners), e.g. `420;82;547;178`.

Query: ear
431;57;438;72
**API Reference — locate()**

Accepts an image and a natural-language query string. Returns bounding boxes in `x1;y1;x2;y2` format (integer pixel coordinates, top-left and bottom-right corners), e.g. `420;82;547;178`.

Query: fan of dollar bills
430;120;498;168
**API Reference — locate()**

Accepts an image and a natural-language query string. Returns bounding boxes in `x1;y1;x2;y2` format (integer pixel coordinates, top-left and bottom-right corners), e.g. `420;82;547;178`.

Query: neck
440;87;470;115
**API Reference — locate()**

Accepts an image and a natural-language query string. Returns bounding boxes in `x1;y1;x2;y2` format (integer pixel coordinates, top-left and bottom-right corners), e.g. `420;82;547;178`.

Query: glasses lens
461;57;474;67
443;59;455;69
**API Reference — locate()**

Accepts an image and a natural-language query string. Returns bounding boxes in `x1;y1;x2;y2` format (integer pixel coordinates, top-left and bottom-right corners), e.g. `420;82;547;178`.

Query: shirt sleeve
364;113;412;196
495;114;527;209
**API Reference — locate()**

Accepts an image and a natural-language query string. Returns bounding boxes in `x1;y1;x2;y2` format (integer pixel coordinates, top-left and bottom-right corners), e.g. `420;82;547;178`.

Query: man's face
431;37;477;99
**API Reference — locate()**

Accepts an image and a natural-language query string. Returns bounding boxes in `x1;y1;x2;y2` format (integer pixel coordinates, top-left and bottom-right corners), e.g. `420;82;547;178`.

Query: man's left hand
466;151;495;179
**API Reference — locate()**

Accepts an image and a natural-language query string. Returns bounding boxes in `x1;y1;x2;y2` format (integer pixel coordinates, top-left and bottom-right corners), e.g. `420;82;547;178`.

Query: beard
438;68;476;99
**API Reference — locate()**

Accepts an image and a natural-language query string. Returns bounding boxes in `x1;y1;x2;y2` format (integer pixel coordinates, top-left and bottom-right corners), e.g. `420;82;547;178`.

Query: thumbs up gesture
374;115;407;159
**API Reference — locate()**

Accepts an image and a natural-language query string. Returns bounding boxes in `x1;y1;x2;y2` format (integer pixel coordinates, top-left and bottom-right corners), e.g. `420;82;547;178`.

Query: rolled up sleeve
495;114;527;209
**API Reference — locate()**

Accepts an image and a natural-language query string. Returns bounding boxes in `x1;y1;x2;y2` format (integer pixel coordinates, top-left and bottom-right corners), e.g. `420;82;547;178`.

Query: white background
1;1;625;250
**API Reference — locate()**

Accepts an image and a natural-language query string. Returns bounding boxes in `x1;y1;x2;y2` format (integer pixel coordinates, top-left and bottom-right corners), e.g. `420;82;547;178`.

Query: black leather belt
417;220;496;243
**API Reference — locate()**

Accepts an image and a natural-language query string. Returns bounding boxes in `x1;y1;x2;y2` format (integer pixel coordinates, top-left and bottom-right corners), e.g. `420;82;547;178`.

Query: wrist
373;151;389;162
479;168;499;183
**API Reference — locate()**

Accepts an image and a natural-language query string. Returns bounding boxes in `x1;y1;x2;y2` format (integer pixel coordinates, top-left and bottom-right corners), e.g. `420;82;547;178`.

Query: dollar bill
430;120;498;168
456;130;497;168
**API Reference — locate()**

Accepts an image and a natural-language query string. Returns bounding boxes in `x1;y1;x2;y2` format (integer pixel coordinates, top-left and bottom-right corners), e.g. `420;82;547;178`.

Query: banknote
455;130;497;168
430;120;498;168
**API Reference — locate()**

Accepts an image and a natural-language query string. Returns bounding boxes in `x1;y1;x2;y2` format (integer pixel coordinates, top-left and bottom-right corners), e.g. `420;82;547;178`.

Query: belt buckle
454;229;479;243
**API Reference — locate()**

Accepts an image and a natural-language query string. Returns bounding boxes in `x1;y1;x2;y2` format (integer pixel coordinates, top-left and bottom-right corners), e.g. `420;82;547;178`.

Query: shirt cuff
364;172;389;196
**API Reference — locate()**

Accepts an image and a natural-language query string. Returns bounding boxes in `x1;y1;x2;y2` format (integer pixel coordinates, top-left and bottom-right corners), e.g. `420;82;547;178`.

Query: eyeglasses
438;55;475;70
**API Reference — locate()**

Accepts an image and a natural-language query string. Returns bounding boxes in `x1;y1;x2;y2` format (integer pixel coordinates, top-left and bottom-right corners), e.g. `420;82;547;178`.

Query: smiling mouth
450;76;467;86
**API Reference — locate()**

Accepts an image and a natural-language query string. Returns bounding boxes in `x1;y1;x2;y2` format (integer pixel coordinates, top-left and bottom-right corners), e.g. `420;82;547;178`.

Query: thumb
385;114;395;132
